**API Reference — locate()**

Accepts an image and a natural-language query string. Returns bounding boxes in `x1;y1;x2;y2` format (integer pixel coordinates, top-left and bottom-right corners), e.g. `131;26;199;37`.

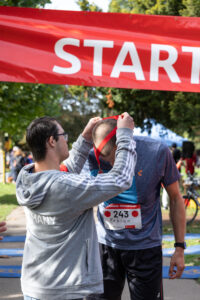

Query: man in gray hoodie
16;113;137;300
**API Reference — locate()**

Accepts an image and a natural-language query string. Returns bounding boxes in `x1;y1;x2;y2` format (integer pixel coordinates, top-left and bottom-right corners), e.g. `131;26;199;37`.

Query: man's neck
34;157;60;173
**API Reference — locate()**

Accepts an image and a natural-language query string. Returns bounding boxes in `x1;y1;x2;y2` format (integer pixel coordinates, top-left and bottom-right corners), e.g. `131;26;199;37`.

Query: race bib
102;203;142;230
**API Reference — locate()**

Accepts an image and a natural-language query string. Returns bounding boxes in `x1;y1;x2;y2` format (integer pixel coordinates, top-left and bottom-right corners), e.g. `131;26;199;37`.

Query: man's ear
47;136;56;148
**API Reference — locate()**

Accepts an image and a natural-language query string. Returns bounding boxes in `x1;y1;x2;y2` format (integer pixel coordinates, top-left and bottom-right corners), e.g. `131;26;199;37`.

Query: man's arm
0;221;7;240
64;117;101;173
165;181;186;279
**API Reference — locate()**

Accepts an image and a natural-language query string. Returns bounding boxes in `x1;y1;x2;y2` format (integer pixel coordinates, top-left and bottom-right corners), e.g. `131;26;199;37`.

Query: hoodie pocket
85;239;102;278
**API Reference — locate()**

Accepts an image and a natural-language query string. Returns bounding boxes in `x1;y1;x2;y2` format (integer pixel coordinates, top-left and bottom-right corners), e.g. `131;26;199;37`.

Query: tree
59;85;101;144
76;0;102;12
0;82;64;143
0;0;50;7
0;0;65;147
75;0;200;137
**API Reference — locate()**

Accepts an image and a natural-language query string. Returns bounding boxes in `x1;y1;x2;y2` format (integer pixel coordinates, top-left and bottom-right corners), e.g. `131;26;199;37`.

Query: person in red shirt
185;153;197;175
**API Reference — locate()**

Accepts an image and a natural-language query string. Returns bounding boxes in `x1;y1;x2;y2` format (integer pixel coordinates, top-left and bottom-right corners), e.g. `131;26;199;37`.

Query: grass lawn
0;183;18;221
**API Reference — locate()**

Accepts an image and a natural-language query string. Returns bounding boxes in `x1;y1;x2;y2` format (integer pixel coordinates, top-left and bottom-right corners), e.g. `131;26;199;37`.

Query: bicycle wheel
183;195;198;225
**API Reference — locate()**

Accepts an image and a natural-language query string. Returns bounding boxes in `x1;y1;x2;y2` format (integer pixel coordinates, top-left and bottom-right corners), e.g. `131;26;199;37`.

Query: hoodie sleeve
55;128;137;214
63;134;93;174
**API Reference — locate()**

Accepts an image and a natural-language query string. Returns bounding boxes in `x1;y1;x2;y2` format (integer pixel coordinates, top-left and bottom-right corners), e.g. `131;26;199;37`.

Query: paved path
1;207;200;300
0;207;25;300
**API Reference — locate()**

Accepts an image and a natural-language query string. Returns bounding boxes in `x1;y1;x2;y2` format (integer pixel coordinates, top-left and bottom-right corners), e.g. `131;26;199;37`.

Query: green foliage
107;88;177;129
76;0;102;12
181;0;200;17
0;82;65;142
59;85;101;143
109;0;185;15
169;92;200;136
0;0;50;7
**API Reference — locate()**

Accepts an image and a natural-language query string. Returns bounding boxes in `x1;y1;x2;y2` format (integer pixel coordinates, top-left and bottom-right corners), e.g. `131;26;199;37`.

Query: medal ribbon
93;115;120;171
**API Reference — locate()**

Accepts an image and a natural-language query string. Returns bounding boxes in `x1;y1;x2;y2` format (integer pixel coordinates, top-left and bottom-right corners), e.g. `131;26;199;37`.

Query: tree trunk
0;133;6;184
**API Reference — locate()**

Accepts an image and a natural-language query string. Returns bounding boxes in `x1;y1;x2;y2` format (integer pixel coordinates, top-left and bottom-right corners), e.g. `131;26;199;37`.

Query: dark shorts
86;244;163;300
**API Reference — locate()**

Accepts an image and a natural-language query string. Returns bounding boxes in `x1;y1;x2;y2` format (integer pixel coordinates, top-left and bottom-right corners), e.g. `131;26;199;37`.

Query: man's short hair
92;119;117;157
26;116;60;162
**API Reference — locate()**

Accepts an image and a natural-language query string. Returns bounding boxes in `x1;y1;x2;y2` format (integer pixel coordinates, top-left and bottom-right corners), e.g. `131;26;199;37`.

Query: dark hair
172;143;177;148
26;116;60;162
92;119;117;156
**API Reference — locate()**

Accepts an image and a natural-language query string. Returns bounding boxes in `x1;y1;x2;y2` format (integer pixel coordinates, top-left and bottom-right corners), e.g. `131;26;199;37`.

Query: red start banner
0;6;200;93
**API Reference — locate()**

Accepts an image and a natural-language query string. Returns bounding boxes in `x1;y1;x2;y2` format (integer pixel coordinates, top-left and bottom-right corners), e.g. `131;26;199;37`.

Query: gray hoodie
16;128;136;300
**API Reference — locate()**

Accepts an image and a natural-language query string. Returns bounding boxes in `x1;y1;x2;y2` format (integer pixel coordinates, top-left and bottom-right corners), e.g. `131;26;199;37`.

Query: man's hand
169;248;185;279
0;221;7;241
117;112;134;130
82;117;102;141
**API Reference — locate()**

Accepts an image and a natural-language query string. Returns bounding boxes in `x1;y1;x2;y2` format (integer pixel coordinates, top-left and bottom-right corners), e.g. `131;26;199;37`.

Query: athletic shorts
86;244;163;300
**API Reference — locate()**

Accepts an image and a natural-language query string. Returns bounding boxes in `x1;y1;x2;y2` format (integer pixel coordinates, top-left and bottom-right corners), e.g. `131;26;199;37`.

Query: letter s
53;38;81;74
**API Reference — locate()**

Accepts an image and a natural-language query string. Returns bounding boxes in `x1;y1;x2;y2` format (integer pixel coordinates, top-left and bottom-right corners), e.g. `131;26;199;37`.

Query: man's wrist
81;132;92;142
174;242;186;249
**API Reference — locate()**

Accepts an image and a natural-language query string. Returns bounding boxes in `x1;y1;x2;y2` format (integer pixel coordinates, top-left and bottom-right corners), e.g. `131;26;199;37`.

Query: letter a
150;44;180;83
111;42;145;80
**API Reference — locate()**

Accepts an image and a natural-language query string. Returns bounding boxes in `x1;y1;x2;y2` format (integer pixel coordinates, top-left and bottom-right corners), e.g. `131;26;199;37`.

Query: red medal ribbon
93;115;120;172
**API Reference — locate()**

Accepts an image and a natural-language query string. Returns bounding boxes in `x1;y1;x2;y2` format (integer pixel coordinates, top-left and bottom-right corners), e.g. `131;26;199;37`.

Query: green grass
185;255;200;266
0;183;18;221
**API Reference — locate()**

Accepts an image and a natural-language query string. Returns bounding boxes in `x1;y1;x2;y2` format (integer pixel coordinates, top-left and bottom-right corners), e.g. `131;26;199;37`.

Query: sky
45;0;110;12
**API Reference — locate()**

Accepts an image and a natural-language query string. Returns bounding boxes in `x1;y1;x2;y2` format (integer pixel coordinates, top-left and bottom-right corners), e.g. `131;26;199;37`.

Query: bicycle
183;173;200;224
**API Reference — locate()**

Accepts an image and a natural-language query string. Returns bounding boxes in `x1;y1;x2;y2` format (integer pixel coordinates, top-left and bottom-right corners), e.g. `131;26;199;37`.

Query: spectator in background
24;152;34;165
8;146;26;182
163;143;182;209
171;143;181;164
185;152;197;175
196;150;200;168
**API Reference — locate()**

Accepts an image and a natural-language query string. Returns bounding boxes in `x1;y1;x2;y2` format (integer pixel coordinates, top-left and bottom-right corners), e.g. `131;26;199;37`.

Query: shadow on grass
0;194;18;206
163;219;200;234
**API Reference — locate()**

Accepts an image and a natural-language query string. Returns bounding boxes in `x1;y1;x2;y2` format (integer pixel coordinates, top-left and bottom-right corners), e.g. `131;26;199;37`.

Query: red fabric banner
0;6;200;93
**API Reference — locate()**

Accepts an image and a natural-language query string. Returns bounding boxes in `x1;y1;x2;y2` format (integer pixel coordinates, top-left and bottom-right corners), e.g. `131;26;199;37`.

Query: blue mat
0;266;21;278
163;266;200;279
2;234;199;243
1;246;200;257
0;236;26;243
0;249;23;257
1;234;199;243
0;265;199;279
163;245;200;256
163;233;200;242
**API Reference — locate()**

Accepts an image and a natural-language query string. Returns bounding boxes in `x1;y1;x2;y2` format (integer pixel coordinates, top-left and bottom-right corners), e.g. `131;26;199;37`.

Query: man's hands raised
82;117;102;141
117;112;134;130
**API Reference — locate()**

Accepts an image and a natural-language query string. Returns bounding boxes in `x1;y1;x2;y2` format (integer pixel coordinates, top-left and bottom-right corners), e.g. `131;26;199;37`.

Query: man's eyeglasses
55;132;68;142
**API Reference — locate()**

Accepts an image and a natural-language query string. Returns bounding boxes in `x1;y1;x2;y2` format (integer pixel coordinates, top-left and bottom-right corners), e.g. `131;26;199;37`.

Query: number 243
113;210;129;218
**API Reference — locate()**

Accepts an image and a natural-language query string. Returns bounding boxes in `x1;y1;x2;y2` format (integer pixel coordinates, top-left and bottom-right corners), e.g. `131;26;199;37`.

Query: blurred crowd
6;146;33;183
162;142;200;209
171;142;200;175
